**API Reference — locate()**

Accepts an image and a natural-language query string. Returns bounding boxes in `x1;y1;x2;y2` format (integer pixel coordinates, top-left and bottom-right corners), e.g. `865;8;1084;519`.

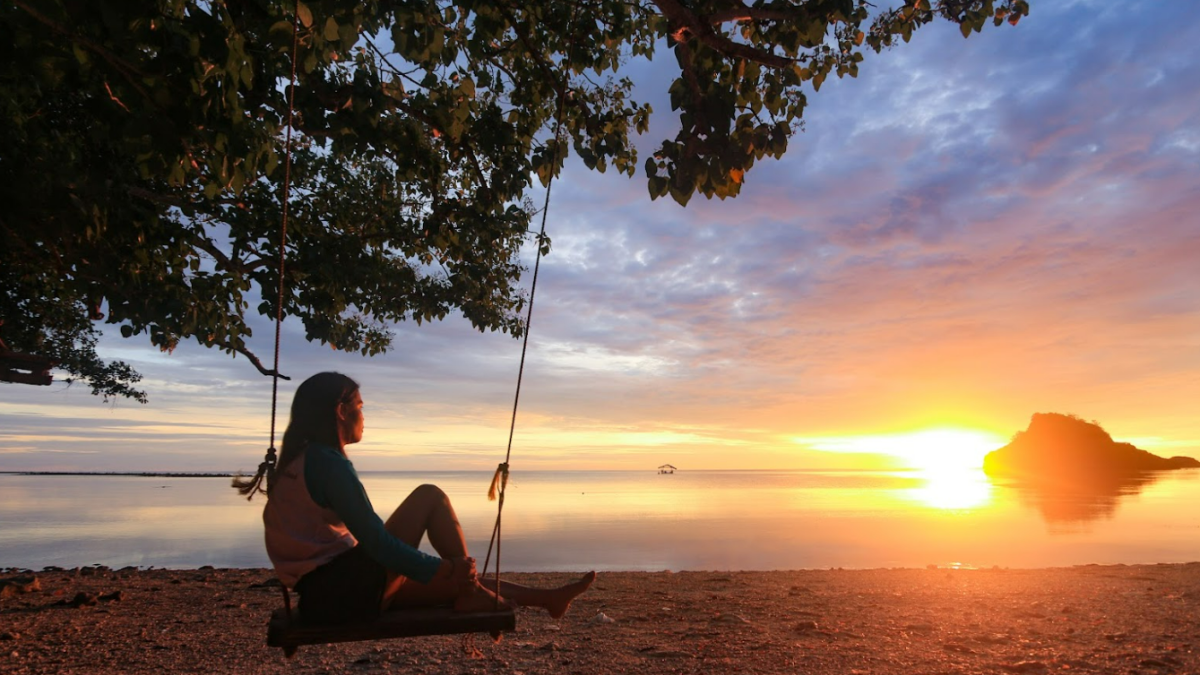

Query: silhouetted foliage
1;0;1030;399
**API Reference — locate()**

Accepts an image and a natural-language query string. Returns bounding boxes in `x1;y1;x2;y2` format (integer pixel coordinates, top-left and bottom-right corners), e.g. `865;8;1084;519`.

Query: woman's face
337;390;365;447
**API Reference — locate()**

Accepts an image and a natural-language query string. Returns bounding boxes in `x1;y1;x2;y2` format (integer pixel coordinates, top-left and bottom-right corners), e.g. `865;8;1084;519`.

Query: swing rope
481;128;560;608
266;0;302;618
240;0;300;502
481;10;577;604
268;0;302;464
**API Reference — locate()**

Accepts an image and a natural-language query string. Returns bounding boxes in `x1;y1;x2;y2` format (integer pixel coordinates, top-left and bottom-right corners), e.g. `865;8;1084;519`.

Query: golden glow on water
795;427;1007;472
907;467;994;511
3;469;1200;571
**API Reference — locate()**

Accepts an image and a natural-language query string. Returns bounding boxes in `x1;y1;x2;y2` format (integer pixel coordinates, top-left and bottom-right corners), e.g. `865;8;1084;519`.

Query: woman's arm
305;445;443;584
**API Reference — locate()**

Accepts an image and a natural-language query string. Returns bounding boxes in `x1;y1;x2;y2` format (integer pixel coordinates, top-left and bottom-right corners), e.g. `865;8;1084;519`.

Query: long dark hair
232;372;360;499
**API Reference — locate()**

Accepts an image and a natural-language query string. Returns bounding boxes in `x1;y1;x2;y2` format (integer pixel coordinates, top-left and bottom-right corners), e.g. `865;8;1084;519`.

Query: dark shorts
295;546;388;625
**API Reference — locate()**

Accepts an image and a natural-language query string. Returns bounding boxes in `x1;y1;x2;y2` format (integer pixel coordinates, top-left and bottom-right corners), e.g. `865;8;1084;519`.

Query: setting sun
794;428;1008;473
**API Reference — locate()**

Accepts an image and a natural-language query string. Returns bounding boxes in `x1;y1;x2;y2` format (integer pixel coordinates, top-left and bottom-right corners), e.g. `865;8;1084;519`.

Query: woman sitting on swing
235;371;595;625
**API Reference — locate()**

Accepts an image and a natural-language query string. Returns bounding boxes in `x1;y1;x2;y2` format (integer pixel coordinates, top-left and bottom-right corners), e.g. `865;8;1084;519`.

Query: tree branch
708;6;807;26
126;185;186;208
13;0;159;105
495;3;569;101
125;186;253;275
364;37;410;95
218;340;290;380
651;0;794;68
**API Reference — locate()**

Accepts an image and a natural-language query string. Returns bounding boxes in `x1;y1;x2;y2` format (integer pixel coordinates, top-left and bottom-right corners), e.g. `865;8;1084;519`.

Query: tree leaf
296;3;313;28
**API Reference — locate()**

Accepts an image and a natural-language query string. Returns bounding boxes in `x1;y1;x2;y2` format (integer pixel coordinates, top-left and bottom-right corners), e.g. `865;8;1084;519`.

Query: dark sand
2;564;1198;674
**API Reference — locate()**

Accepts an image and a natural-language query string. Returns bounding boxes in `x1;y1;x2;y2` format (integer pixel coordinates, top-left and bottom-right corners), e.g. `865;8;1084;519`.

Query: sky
2;0;1198;474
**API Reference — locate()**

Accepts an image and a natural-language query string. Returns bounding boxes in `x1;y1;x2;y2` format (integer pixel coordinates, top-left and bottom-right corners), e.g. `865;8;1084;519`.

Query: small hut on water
657;464;676;474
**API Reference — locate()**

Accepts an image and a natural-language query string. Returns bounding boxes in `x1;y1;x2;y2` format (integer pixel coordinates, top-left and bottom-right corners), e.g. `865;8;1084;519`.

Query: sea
1;469;1198;572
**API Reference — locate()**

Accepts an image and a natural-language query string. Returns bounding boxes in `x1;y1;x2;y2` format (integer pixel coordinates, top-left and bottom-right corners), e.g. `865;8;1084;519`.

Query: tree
0;0;1029;401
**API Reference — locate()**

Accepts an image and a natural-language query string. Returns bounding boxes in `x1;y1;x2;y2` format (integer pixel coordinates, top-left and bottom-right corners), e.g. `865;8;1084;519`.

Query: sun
801;427;1008;470
796;427;1006;473
794;426;1007;510
881;428;1005;474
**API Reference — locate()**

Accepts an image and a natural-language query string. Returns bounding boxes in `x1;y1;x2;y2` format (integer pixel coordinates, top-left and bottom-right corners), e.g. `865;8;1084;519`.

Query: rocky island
983;413;1199;484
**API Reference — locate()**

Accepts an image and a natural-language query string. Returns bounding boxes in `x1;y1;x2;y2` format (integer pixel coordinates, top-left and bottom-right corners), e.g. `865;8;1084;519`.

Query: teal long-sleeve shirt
303;443;442;584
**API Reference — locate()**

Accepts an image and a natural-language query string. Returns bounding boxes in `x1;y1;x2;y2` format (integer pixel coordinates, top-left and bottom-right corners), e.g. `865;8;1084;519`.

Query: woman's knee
408;483;449;506
388;484;452;535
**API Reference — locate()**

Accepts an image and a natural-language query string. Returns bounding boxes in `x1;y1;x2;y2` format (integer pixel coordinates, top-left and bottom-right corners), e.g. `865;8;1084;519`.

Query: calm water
1;469;1197;571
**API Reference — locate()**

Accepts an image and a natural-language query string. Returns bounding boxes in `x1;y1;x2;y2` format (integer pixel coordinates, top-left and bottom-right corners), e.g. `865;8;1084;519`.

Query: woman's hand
438;556;477;587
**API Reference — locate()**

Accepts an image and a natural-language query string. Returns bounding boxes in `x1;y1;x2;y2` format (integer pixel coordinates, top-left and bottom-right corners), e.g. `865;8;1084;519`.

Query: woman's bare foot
545;571;597;619
454;580;512;614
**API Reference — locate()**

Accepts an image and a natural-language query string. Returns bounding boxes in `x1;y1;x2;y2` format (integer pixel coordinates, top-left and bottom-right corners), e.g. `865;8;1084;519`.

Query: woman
234;371;594;625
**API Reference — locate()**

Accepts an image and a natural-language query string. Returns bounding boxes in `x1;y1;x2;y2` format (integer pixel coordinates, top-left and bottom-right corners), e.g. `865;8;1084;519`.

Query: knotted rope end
232;447;277;500
487;462;509;501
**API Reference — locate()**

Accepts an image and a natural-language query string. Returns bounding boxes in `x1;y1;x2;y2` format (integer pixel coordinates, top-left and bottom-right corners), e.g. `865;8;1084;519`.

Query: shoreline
5;560;1200;574
2;564;1197;674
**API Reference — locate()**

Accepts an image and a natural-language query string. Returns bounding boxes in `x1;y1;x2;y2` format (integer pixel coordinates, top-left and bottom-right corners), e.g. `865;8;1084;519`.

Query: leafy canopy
0;0;1029;400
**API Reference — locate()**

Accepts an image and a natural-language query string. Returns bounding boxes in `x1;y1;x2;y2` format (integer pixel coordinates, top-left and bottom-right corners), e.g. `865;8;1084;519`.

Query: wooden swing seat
267;606;516;655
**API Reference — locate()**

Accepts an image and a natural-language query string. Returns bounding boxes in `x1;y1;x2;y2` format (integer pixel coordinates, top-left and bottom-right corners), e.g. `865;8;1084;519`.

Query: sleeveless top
262;451;356;588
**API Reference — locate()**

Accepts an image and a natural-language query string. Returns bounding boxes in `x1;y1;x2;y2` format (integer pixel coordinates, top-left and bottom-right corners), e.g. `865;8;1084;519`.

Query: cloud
4;2;1199;469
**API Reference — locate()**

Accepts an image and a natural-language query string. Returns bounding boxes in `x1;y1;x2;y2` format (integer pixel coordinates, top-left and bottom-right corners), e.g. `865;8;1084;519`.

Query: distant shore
1;563;1197;674
0;471;234;478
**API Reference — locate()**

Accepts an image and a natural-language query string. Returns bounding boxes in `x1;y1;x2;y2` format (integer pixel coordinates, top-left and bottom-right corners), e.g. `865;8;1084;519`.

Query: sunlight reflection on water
0;469;1197;571
903;468;994;511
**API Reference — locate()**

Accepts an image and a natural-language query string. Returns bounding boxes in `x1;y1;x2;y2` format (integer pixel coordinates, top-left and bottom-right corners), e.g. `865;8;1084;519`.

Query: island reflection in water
0;468;1198;572
999;471;1165;530
979;413;1200;531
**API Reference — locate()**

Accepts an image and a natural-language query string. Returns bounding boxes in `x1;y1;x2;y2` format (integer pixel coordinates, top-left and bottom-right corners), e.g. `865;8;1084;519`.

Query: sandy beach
2;564;1198;674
